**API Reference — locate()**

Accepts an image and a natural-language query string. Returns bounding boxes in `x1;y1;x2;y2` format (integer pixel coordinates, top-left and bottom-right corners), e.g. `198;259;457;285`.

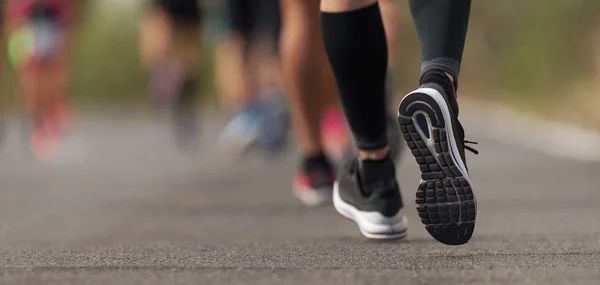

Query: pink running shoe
30;118;60;161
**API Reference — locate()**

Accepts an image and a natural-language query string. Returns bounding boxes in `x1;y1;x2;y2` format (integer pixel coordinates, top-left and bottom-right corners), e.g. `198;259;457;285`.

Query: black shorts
227;0;281;54
151;0;202;23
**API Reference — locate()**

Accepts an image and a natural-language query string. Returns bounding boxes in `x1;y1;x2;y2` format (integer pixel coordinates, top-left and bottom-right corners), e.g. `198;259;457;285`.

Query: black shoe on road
398;83;479;245
333;158;408;240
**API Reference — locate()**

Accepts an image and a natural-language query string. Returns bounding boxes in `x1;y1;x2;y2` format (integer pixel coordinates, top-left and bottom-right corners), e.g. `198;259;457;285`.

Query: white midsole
333;182;408;238
402;87;473;185
399;87;478;227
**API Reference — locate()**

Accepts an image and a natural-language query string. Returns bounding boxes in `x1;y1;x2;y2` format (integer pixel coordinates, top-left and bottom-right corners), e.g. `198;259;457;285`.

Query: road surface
0;109;599;285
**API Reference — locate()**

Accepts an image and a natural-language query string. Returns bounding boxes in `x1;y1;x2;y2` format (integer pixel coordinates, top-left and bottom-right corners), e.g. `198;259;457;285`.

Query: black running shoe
397;83;478;245
333;158;408;240
293;162;335;207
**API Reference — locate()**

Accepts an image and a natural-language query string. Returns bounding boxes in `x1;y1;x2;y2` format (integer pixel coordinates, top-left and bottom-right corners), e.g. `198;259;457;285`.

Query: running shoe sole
398;87;476;245
333;182;408;240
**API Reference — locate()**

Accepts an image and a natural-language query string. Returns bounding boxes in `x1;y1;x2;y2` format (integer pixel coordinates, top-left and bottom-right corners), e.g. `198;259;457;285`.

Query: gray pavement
0;111;599;285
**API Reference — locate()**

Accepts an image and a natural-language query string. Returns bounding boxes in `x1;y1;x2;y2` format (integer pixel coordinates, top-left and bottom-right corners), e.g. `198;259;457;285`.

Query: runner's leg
321;0;407;239
397;0;476;245
217;0;255;110
216;0;289;155
281;0;335;156
322;0;389;159
139;0;203;148
281;0;338;206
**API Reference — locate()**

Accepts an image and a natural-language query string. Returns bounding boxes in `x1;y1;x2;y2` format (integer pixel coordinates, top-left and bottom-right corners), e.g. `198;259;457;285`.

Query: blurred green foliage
1;0;599;112
70;1;146;106
69;0;217;107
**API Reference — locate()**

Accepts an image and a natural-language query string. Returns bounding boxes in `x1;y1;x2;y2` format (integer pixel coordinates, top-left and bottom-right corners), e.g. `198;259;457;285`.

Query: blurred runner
280;0;346;206
214;0;289;156
138;0;202;149
4;0;78;161
281;0;403;206
139;0;403;209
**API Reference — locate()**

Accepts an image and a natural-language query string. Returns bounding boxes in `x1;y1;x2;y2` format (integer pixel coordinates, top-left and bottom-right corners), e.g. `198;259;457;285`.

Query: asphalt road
0;109;599;285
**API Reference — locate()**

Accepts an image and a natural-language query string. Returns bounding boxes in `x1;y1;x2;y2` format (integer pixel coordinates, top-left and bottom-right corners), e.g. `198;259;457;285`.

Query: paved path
0;109;599;284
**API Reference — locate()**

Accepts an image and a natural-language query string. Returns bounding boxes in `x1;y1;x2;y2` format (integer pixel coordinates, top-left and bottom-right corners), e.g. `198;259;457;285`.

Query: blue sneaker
218;94;289;156
255;93;290;151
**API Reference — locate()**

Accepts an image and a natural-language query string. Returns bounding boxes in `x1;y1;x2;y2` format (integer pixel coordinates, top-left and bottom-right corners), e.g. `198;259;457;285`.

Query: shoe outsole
333;182;408;240
398;88;476;246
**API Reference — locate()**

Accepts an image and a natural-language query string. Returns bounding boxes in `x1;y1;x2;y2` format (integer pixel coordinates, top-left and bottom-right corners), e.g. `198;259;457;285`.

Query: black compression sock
321;3;389;151
358;154;396;196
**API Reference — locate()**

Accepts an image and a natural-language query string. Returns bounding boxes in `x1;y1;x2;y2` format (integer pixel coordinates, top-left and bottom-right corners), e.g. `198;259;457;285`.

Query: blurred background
1;0;598;122
0;0;600;120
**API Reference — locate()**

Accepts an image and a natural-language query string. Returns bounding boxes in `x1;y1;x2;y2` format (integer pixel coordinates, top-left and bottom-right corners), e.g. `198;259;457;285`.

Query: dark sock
421;69;456;100
301;152;332;173
421;71;459;117
321;3;388;151
358;155;396;196
410;0;471;90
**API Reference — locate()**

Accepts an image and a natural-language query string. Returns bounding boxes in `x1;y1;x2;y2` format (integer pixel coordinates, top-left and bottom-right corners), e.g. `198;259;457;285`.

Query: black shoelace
464;140;479;155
